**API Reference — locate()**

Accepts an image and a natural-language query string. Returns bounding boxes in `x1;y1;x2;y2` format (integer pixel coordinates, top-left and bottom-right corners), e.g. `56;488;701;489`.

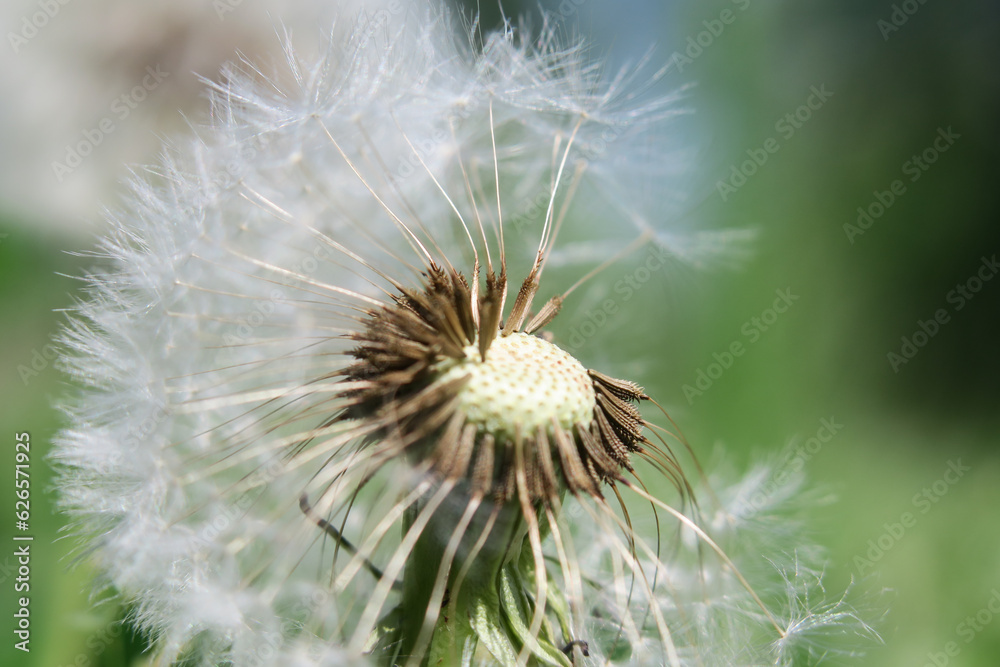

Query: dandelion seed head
51;2;882;665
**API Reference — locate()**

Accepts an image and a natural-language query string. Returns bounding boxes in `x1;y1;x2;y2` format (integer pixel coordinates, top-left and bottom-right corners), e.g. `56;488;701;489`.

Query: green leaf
498;565;572;667
470;590;520;667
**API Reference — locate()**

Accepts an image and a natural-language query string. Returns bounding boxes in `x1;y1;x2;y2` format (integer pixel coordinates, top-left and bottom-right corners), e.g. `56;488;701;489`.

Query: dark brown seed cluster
337;265;651;505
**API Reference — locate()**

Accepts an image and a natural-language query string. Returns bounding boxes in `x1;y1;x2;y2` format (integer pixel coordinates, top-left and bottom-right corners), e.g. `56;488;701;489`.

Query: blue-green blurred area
2;0;998;665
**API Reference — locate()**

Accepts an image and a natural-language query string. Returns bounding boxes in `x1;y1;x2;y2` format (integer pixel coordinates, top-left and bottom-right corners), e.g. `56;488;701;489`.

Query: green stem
374;486;573;667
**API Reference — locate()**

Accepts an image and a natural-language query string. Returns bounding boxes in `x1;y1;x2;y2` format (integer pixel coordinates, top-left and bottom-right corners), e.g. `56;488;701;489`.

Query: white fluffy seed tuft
48;1;883;664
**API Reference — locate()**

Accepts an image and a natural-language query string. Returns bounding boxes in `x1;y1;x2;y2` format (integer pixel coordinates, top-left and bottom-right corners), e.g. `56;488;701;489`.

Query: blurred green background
2;0;998;666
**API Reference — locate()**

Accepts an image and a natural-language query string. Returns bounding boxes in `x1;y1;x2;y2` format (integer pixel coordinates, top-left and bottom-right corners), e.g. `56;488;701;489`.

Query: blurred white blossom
0;0;390;235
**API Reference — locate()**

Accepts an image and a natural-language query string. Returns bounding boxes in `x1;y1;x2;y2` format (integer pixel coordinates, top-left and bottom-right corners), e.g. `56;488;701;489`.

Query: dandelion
54;3;880;666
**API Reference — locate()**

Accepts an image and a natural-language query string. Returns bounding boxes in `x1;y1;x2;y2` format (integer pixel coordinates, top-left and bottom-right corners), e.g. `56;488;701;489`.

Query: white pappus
52;2;880;666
